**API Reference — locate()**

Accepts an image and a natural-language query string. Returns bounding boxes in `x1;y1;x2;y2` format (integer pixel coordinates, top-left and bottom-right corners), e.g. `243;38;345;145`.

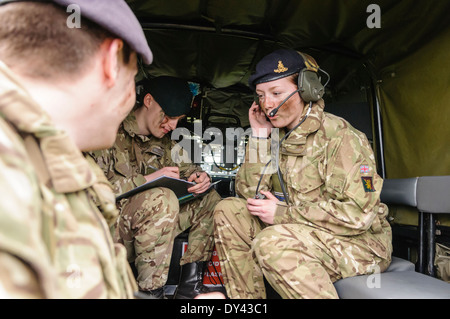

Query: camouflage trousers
115;187;221;291
214;197;391;299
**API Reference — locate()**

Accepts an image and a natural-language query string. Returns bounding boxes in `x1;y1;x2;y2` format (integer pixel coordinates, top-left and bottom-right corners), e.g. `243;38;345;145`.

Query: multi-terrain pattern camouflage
214;100;392;298
0;62;137;298
91;113;220;290
116;186;220;290
91;114;200;195
214;198;267;299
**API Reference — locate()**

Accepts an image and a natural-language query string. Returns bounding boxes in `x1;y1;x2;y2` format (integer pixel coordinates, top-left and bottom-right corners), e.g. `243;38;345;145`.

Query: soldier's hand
187;171;210;194
144;166;179;182
249;102;273;138
247;190;278;224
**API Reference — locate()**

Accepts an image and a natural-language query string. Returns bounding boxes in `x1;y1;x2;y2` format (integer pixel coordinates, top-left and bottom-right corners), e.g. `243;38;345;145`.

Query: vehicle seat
334;256;450;298
334;176;450;299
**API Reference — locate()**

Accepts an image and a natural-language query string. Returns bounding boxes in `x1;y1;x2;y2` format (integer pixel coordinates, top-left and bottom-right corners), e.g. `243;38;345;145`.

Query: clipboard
116;175;220;204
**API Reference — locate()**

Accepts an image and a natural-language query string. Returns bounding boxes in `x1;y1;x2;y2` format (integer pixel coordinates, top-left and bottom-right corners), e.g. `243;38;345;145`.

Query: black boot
135;287;166;299
173;261;211;299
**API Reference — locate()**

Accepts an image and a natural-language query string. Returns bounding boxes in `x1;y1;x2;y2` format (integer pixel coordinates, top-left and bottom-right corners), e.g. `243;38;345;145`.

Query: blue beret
0;0;153;64
249;49;311;90
142;77;193;117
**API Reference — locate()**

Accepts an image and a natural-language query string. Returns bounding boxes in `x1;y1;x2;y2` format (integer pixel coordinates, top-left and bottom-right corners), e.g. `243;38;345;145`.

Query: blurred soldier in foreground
0;0;152;298
91;76;221;299
214;49;392;299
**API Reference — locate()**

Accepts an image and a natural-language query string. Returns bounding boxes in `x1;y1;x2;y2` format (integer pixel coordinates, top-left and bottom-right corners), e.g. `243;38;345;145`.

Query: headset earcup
135;84;145;106
298;69;324;102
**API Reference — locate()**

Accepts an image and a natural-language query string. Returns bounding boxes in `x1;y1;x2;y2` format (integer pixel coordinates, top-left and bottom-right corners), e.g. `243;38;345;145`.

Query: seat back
380;177;418;207
417;176;450;214
380;175;450;276
381;175;450;214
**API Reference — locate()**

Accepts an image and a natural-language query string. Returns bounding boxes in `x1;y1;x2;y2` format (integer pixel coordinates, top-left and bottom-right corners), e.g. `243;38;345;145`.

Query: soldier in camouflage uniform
91;76;221;299
0;0;152;298
214;49;392;299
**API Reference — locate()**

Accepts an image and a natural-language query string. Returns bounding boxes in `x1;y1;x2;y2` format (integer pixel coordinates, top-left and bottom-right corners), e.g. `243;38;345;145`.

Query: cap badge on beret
274;61;289;74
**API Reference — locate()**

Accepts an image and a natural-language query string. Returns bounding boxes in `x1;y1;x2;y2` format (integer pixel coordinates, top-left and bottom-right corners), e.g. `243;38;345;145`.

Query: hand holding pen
187;171;210;195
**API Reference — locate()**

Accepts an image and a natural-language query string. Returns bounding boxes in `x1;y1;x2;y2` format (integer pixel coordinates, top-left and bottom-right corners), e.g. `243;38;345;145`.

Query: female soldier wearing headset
213;49;392;299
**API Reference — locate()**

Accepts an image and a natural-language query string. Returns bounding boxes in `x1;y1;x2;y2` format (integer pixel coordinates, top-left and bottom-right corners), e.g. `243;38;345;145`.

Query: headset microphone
269;88;300;117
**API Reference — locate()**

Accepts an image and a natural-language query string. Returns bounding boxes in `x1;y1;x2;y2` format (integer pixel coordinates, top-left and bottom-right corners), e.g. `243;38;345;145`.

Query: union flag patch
361;176;376;192
360;165;370;174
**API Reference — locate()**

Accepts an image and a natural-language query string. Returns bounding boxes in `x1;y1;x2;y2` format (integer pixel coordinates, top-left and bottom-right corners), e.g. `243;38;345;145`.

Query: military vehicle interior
125;0;450;297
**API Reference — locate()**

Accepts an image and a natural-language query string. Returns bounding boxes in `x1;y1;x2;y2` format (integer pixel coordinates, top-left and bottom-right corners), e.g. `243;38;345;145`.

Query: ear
143;93;153;108
100;38;124;87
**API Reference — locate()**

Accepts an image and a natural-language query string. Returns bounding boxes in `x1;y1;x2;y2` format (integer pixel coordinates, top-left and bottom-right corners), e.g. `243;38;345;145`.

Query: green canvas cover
126;0;450;179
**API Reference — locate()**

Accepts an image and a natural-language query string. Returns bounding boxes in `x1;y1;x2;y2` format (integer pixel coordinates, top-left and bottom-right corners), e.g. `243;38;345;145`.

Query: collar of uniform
121;112;168;158
0;62;96;193
280;100;324;156
122;112;152;142
40;134;96;193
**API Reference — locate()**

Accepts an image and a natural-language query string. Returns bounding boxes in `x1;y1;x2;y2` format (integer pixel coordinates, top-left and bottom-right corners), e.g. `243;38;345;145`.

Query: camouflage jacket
90;113;202;197
0;61;136;298
237;100;392;258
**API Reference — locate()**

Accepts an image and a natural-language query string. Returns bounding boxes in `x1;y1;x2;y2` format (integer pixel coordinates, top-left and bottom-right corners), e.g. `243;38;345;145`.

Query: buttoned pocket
288;156;324;194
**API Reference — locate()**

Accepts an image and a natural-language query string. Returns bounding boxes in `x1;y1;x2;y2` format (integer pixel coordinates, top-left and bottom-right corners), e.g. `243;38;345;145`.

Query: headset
135;82;146;107
266;52;326;117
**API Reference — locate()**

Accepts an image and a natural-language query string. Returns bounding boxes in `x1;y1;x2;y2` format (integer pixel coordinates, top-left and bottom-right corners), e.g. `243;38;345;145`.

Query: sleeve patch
361;176;376;192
